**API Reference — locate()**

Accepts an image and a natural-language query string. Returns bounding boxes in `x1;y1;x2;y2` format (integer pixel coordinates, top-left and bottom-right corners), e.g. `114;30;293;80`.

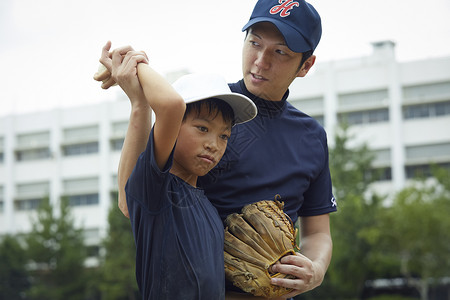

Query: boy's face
171;105;232;184
242;22;305;101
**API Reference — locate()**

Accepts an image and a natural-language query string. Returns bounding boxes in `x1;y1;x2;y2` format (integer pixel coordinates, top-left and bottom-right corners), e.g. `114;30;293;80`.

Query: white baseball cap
172;73;257;125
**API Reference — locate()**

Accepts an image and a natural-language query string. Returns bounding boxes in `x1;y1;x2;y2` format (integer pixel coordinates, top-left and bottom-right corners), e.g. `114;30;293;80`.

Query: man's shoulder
285;102;324;129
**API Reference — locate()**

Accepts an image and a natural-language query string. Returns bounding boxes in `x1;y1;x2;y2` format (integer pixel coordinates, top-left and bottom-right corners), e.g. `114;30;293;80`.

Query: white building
0;100;131;253
290;40;450;196
1;41;449;250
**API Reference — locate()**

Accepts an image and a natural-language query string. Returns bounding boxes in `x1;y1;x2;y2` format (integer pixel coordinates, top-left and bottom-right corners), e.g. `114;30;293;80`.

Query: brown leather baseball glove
224;195;299;298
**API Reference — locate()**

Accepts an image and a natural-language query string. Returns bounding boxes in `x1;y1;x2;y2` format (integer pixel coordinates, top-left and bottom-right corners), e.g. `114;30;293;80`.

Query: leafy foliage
99;195;139;300
0;235;29;300
326;125;389;298
25;197;88;300
366;173;450;300
297;124;386;300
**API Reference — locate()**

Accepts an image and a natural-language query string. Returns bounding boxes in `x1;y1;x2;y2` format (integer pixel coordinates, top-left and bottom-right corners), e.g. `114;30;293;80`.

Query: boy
124;61;257;300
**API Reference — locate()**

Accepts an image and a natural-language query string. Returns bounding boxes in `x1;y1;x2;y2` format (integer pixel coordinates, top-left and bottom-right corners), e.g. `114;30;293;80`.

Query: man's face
242;22;305;101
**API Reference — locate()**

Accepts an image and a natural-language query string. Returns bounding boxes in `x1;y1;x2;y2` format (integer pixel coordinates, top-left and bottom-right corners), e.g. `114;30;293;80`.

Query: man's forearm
117;103;151;217
299;232;332;287
299;214;333;287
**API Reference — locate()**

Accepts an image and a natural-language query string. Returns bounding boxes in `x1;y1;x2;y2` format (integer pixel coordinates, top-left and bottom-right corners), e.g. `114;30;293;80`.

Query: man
197;1;336;298
94;0;336;298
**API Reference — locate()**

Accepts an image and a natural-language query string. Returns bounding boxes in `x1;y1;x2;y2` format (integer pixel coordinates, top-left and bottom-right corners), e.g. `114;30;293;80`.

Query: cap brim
242;17;311;53
186;93;257;125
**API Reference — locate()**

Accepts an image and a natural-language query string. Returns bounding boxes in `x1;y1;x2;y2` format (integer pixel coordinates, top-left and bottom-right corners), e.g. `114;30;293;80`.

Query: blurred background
0;0;449;299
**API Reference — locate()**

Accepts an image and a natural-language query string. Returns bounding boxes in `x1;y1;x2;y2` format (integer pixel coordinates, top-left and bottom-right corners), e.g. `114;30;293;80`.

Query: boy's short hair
184;98;235;127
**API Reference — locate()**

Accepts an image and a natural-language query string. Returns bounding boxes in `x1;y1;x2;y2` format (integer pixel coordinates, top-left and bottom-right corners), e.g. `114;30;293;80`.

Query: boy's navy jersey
198;80;337;223
125;129;225;300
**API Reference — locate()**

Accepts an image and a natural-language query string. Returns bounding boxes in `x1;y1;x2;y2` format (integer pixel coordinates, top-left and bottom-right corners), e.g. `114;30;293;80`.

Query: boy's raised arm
98;43;152;218
97;43;186;217
136;64;186;171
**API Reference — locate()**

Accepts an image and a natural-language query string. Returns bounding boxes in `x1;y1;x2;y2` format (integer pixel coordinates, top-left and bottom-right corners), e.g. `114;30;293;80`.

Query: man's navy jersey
126;129;225;300
198;79;337;223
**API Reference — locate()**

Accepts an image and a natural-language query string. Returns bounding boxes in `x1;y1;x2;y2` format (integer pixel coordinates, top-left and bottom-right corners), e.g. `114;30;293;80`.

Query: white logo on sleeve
330;196;337;207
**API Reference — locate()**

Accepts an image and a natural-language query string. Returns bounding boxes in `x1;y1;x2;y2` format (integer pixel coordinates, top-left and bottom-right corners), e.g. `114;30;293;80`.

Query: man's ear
297;55;316;78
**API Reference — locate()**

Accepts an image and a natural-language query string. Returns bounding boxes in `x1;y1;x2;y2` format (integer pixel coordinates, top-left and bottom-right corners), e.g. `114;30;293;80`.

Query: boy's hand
93;41;149;93
109;45;148;97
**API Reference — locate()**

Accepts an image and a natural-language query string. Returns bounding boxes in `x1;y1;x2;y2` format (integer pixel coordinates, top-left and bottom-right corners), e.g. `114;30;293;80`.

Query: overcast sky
1;0;450;116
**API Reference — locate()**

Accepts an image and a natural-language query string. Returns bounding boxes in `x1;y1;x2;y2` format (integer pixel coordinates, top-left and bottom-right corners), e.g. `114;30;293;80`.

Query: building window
68;193;99;206
84;228;100;242
110;174;119;205
403;103;429;119
15;182;50;211
369;167;392;181
63;177;99;207
339;108;389;125
339;89;388;110
290;97;324;115
405;143;450;161
403;100;450;120
63;142;99;156
0;186;3;213
110;138;124;151
111;121;128;152
343;112;363;125
111;174;118;192
62;125;99;156
15;198;42;211
16;182;49;200
435;101;450;116
83;228;101;257
368;109;389;123
405;162;450;179
403;81;450;102
16;148;51;161
15;132;51;162
112;121;128;136
0;137;4;163
372;148;391;166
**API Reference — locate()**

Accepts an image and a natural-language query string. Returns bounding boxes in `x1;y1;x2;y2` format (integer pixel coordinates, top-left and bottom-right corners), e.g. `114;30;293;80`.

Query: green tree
298;124;386;300
329;125;387;298
0;235;30;300
368;173;450;300
99;195;139;300
25;197;88;300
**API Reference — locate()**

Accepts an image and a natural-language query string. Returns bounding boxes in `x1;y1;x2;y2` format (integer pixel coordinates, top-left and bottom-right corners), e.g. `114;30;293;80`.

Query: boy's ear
297;55;316;78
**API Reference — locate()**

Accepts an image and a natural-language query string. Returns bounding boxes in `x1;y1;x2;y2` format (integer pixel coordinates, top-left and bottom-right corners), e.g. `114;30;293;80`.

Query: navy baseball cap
242;0;322;53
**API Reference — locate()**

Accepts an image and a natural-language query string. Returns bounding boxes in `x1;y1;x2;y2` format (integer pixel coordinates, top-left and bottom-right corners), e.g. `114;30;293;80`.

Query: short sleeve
125;127;175;212
298;131;337;216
